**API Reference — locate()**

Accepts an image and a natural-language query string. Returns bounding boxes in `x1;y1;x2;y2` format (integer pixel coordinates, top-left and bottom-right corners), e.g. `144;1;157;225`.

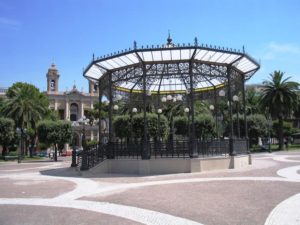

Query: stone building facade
45;63;99;151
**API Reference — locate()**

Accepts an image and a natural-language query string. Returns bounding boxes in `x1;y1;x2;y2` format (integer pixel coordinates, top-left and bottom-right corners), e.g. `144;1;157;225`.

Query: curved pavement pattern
0;153;300;225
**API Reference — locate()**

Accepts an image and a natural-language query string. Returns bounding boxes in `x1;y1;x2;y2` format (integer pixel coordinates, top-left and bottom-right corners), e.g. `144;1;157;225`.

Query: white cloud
262;42;300;60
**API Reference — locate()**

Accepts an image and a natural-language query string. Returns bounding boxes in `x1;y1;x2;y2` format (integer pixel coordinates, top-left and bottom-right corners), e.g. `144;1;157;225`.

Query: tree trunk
278;116;284;150
29;138;34;158
2;146;7;156
54;144;58;161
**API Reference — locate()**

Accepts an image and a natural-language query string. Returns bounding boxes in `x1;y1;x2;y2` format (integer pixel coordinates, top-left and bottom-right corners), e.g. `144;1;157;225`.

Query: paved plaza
0;151;300;225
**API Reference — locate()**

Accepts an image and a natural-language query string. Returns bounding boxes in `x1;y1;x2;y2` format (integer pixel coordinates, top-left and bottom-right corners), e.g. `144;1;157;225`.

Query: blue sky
0;0;300;92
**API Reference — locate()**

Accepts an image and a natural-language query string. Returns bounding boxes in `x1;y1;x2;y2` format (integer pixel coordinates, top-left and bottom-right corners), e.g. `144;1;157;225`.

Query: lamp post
16;128;22;164
78;116;90;170
161;94;182;143
157;108;162;141
184;107;190;143
218;90;226;138
209;104;217;138
71;121;78;167
233;95;240;139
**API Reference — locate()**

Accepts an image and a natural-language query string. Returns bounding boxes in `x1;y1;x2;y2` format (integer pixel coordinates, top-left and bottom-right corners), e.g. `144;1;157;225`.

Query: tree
0;117;15;156
272;120;299;139
260;71;299;150
132;113;169;140
2;82;49;129
174;116;188;136
194;114;216;140
85;102;108;126
1;83;49;155
37;120;72;161
113;115;131;140
245;87;262;115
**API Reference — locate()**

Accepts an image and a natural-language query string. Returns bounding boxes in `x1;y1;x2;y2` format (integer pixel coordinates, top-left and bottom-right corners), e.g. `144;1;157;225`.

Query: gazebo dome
83;38;259;94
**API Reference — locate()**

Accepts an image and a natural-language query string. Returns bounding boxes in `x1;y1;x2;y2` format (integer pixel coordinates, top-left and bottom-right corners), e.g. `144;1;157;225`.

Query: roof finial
194;37;198;46
92;53;95;61
73;80;76;89
133;40;137;50
242;45;245;53
167;30;172;45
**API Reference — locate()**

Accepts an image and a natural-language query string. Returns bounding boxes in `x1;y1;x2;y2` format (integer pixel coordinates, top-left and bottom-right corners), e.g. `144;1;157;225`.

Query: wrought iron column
108;72;114;159
214;87;218;138
157;92;161;141
227;66;235;156
98;80;103;144
129;90;133;143
142;64;150;159
241;73;249;153
189;62;198;157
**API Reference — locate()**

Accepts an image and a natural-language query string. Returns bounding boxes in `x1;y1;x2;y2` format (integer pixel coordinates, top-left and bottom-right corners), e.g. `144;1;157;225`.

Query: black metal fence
78;138;248;170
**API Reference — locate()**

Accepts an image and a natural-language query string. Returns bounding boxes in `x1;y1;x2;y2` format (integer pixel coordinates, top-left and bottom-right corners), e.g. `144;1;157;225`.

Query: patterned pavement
0;151;300;225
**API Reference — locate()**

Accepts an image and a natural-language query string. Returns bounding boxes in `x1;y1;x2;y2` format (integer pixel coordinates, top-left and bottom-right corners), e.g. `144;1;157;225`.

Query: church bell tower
46;63;60;93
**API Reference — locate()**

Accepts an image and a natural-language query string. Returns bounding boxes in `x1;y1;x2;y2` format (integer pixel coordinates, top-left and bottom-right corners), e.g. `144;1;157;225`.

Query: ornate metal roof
83;38;260;94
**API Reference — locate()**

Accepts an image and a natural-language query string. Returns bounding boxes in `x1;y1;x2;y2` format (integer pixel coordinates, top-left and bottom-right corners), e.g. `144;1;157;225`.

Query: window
70;103;78;121
58;109;64;120
50;80;55;91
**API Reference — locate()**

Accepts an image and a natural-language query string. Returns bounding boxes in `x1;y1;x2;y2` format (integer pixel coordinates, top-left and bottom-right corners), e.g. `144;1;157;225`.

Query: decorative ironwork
80;36;260;170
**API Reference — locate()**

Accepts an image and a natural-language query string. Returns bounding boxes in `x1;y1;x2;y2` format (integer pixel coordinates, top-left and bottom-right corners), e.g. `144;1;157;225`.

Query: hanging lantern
184;107;190;113
161;96;167;102
209;105;215;111
157;108;162;114
113;105;119;111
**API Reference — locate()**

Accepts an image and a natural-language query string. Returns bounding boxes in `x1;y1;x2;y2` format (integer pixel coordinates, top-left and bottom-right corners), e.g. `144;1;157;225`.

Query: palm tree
1;83;49;156
260;71;299;150
246;87;262;115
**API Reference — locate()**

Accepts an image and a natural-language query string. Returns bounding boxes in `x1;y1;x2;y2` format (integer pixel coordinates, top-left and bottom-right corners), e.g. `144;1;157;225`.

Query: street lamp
157;108;162;142
233;95;240;138
132;107;138;113
184;107;190;139
113;105;119;111
78;116;90;170
209;104;217;138
71;121;79;167
218;90;225;97
161;96;167;102
217;90;226;138
78;116;90;149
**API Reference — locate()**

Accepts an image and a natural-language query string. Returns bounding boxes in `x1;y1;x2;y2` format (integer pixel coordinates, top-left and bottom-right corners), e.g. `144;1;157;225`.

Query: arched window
70;103;78;121
50;80;55;91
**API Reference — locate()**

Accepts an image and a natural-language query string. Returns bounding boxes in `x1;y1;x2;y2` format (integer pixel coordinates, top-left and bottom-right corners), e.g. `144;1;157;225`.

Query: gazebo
80;36;260;172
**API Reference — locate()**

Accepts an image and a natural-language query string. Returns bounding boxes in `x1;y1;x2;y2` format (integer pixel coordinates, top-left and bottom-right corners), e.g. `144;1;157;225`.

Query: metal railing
79;144;107;170
77;138;248;170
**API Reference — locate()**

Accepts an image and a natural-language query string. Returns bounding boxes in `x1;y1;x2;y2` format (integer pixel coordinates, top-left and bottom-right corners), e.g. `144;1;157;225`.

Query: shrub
174;116;188;136
113;115;131;139
194;114;216;139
